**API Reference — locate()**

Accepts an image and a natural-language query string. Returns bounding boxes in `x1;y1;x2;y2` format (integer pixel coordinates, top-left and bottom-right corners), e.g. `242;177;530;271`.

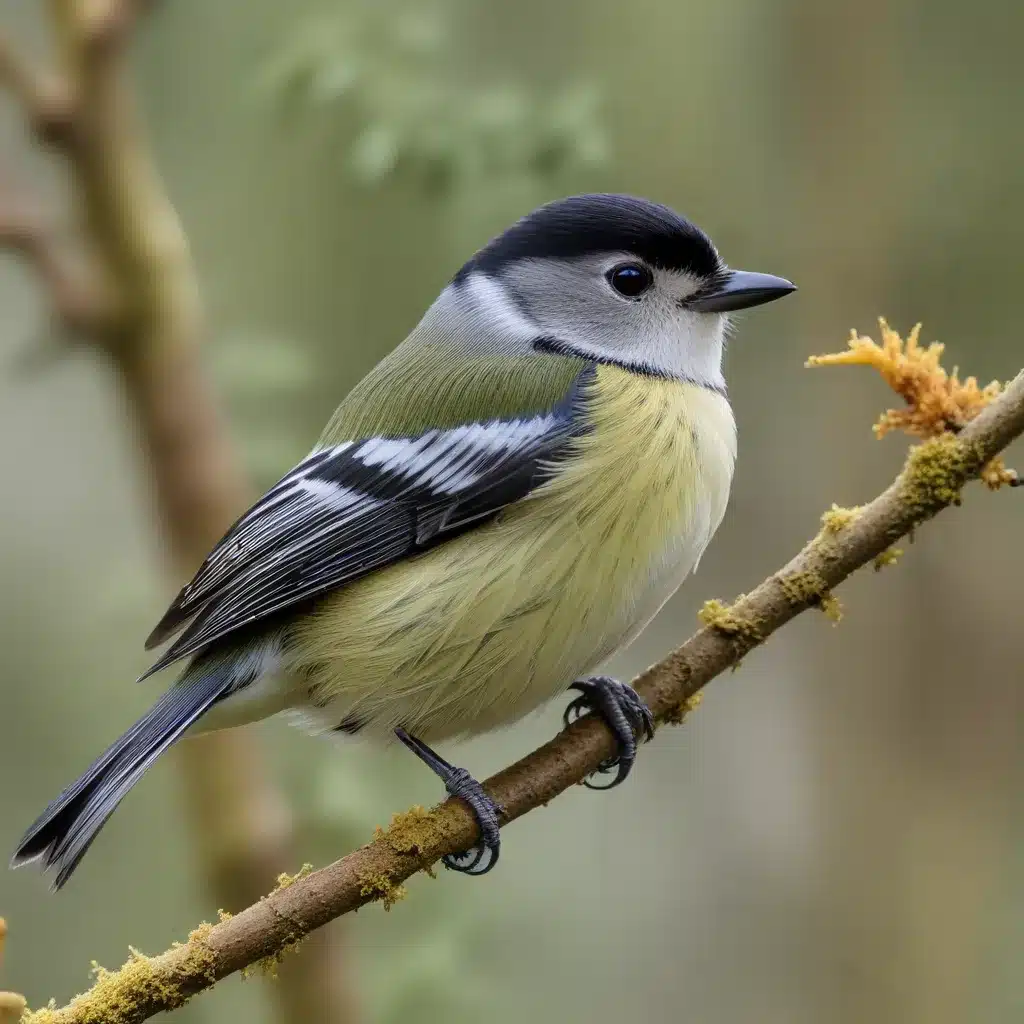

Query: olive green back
318;344;588;444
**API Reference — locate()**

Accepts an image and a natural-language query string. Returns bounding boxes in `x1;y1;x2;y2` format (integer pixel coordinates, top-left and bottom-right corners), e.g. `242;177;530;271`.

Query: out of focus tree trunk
1;3;356;1021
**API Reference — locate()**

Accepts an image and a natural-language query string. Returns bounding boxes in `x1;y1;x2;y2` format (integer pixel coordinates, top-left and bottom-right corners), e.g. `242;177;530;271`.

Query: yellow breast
290;365;735;741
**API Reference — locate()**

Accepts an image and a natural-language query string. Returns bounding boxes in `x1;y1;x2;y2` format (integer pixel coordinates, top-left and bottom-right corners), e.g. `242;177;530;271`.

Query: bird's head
443;193;795;389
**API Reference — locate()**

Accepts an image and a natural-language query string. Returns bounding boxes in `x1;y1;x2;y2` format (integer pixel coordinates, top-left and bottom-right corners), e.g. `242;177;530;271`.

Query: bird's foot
563;675;655;790
394;728;502;875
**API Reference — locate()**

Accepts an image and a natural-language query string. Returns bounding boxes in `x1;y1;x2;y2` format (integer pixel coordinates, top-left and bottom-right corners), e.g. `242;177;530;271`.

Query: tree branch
0;32;76;148
22;369;1024;1024
0;189;110;337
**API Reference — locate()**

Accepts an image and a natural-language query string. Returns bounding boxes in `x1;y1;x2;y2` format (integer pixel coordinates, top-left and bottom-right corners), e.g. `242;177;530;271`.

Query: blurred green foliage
257;1;608;193
208;331;316;483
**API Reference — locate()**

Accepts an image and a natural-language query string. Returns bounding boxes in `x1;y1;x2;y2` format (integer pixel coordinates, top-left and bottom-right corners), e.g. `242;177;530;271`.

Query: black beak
688;269;797;313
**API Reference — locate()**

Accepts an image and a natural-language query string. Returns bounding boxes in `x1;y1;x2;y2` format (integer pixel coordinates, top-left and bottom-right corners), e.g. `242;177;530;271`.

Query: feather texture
142;356;592;677
319;347;588;443
288;364;736;742
11;657;243;889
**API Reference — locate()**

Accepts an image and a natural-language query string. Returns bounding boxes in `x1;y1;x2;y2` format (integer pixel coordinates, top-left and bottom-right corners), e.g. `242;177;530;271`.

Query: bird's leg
394;728;502;875
562;676;655;789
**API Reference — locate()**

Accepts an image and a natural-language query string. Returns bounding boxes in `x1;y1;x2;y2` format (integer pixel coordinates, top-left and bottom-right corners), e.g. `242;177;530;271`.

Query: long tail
11;662;234;890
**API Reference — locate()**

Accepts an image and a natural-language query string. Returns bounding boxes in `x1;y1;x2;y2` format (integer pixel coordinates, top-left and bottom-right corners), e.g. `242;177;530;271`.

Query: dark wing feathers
140;369;591;680
144;448;342;649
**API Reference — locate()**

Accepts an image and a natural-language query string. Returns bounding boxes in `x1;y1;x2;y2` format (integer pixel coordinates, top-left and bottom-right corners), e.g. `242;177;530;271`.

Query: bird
11;194;795;889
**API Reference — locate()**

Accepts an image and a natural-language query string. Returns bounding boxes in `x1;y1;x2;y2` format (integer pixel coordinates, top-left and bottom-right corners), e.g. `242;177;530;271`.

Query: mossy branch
22;364;1024;1023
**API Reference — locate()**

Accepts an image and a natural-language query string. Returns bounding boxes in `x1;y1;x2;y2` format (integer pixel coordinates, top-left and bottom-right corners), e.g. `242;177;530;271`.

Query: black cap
456;194;724;282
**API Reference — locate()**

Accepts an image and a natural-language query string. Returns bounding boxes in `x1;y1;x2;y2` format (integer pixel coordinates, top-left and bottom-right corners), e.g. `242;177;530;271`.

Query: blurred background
1;1;1022;1022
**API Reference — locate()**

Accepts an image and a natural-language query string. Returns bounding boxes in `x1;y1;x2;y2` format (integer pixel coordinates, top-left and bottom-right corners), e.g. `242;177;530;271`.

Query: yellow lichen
808;318;1017;489
980;459;1018;489
182;926;219;985
873;547;903;571
242;934;308;981
271;863;314;893
779;570;829;606
819;593;843;624
779;571;842;624
354;804;448;909
663;691;703;727
376;805;443;861
238;868;315;979
358;873;408;912
698;599;761;644
242;937;306;982
820;504;862;533
21;926;217;1024
901;434;983;517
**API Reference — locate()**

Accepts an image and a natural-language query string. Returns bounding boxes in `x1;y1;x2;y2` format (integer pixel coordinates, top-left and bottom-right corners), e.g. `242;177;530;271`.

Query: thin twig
0;187;111;335
22;370;1024;1024
0;33;76;147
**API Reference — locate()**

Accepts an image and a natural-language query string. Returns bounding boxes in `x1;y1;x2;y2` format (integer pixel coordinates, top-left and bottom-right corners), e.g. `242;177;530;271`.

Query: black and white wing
140;382;590;680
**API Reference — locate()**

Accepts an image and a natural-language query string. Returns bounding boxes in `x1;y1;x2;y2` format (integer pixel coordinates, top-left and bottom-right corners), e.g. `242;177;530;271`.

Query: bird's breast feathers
291;364;736;741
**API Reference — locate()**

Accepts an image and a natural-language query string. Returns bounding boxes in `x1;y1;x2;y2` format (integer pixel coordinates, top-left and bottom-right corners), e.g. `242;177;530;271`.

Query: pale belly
290;522;710;743
285;370;736;744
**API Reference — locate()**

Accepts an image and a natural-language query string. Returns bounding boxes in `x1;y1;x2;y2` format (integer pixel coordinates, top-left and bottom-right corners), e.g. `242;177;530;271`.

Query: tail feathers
11;667;232;890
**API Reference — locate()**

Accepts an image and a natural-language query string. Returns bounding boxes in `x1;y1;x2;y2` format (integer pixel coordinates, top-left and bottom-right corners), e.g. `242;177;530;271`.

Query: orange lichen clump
807;318;1018;489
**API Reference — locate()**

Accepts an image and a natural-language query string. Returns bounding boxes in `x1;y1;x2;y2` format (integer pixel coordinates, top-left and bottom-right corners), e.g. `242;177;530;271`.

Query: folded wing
141;367;592;679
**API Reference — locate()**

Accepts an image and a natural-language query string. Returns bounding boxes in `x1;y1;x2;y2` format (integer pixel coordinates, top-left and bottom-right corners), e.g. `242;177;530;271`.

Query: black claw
394;728;502;875
562;676;655;790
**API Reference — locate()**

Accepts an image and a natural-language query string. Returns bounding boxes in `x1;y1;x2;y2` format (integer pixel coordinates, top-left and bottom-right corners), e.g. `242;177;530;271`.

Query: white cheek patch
482;256;727;387
460;272;541;343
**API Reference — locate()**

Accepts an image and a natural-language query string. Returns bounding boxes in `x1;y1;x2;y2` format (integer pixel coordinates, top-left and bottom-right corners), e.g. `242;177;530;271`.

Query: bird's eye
608;263;653;298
